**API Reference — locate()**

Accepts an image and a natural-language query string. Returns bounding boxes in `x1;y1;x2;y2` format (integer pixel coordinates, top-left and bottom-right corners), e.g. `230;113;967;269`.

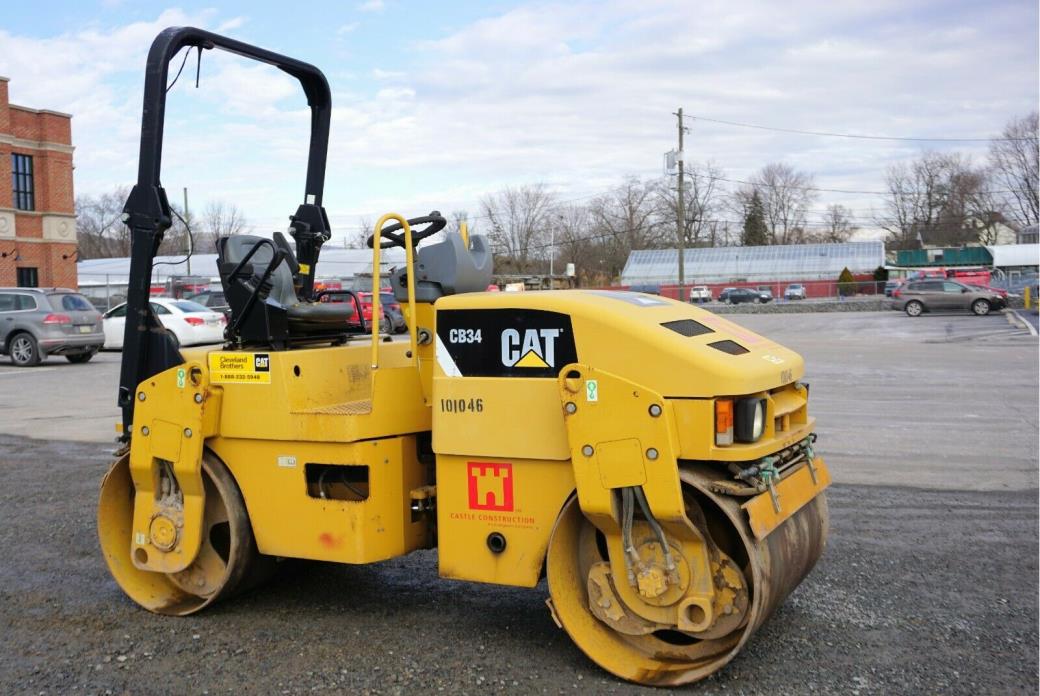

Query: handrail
371;213;418;369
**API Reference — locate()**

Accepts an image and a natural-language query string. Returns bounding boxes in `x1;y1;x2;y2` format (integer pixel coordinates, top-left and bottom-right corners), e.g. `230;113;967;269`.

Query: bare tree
480;184;557;274
198;200;249;252
75;187;130;259
158;201;194;257
877;151;989;249
346;216;374;249
655;161;724;248
813;204;857;243
449;210;478;241
588;177;666;279
554;203;609;284
749;163;818;244
989;111;1039;228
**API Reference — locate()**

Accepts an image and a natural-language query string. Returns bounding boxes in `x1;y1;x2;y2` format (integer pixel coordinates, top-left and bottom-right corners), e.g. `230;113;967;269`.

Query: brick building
0;76;77;289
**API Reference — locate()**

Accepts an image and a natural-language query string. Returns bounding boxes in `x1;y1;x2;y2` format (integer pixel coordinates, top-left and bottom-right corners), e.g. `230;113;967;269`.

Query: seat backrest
272;231;300;275
218;235;298;307
391;233;493;303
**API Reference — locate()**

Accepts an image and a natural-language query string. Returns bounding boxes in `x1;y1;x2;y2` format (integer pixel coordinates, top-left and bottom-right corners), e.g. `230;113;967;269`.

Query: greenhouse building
620;241;886;286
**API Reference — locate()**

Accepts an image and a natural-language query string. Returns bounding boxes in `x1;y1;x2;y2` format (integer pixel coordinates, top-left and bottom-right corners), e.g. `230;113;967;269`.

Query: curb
1006;309;1039;337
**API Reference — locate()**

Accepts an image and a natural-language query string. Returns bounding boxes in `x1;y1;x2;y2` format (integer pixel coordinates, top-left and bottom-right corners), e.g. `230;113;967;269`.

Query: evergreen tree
838;266;856;297
742;191;769;246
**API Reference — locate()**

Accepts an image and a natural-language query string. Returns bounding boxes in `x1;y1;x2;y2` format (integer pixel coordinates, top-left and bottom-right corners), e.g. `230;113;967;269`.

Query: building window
12;153;34;211
16;267;38;287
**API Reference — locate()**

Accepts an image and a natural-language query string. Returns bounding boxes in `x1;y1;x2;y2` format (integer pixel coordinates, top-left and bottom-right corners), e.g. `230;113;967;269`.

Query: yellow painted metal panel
127;360;211;574
595;438;647;488
435;454;575;587
436;291;805;398
212;436;431;563
180;344;431;444
742;457;832;539
432;377;569;460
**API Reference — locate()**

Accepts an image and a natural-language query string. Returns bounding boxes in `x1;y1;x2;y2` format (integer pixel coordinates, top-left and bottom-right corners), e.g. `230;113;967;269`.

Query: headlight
734;397;766;443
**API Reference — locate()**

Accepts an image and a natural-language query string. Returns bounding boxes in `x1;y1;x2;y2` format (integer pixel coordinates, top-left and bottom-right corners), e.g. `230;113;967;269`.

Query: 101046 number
440;398;484;413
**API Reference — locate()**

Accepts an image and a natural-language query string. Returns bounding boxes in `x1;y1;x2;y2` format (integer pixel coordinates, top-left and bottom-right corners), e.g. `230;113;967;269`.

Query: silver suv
0;288;104;366
891;279;1006;317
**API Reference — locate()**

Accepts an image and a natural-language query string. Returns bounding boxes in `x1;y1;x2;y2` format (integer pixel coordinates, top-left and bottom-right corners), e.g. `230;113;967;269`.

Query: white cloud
0;1;1036;241
317;0;1036;228
358;0;384;12
372;68;405;80
216;17;247;32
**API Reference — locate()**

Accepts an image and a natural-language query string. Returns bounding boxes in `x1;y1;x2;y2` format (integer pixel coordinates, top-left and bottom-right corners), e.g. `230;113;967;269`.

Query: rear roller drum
98;450;272;615
546;475;828;686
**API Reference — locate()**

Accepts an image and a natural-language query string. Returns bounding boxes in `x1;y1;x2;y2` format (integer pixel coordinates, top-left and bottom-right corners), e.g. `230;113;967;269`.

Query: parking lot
0;310;1037;694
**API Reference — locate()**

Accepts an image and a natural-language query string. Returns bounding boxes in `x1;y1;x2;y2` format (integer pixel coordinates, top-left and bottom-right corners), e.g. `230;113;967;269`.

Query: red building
0;76;77;289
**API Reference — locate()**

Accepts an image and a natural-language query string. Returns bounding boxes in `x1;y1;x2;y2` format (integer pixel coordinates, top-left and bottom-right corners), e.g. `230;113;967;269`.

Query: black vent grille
708;339;749;355
661;319;714;337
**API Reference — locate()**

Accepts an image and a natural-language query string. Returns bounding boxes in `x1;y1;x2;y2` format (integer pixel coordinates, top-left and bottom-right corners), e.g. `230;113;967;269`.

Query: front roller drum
546;474;828;686
98;450;273;615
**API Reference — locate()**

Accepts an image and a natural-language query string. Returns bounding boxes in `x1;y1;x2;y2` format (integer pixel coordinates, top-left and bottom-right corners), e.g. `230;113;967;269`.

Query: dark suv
0;288;104;366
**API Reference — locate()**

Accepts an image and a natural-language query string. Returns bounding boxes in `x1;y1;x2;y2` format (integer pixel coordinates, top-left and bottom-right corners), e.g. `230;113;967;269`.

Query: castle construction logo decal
437;309;577;377
467;462;514;511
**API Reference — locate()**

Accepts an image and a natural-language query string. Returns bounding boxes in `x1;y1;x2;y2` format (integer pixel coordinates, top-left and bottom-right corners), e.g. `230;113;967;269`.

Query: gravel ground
0;434;1036;695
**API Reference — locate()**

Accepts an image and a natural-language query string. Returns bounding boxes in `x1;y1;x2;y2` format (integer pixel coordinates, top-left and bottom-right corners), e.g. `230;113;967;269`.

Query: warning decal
208;352;272;384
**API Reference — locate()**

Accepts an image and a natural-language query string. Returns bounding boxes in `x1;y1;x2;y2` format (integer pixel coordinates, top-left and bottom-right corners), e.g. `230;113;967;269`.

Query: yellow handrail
370;213;418;369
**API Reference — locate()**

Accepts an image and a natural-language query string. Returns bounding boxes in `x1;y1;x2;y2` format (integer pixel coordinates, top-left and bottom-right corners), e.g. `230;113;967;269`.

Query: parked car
784;284;807;300
0;288;104;366
756;286;774;303
883;280;902;297
317;290;377;332
187;290;229;312
103;298;227;349
968;284;1009;300
723;288;765;305
357;291;407;333
891;280;1005;316
688;285;712;303
717;287;737;303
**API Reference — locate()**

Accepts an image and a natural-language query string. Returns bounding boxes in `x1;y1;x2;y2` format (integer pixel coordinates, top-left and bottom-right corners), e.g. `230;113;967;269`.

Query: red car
357;290;406;333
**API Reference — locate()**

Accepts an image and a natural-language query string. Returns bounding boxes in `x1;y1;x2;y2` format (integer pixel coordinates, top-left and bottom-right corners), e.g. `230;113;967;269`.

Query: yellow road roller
98;26;830;686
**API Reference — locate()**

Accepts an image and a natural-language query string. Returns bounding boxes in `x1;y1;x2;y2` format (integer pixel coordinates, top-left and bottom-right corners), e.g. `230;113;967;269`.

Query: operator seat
389;233;493;303
217;233;355;345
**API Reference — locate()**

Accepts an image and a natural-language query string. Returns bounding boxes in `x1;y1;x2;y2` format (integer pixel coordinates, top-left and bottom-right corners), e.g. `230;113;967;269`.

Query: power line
683;113;1031;143
704;174;1024;197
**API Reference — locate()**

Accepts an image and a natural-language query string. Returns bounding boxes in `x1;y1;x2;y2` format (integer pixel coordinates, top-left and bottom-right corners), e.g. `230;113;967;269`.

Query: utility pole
550;214;559;289
674;107;686;302
183;187;192;275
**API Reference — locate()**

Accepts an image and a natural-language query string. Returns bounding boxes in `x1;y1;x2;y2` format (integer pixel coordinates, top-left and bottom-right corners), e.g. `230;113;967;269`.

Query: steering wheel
367;211;447;249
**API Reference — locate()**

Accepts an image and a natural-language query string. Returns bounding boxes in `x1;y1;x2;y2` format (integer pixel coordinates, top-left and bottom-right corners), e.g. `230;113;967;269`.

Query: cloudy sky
1;0;1036;242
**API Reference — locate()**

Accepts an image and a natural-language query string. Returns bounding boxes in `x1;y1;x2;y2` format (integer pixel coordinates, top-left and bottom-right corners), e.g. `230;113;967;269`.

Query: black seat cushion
286;301;355;332
219;234;355;334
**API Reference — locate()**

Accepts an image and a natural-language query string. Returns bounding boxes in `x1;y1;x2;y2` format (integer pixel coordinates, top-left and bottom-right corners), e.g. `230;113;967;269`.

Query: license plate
78;325;92;333
206;319;219;325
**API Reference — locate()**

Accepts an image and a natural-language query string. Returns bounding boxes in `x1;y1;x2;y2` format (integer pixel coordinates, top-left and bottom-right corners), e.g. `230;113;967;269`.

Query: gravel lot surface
0;434;1036;696
0;311;1036;694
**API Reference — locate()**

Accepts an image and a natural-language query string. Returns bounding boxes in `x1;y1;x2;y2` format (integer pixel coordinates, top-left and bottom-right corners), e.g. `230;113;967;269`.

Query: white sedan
103;298;227;349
